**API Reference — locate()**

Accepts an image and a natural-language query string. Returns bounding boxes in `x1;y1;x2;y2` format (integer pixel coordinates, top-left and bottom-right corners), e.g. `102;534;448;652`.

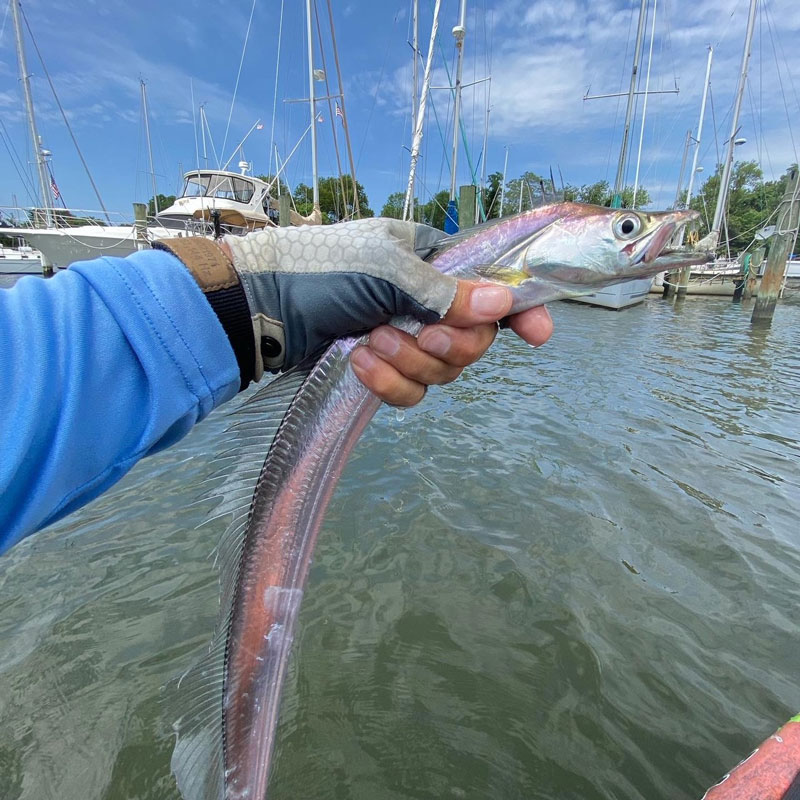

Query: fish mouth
628;210;711;273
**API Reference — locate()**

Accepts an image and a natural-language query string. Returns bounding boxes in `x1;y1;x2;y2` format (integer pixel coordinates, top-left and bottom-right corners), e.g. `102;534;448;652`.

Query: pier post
133;203;148;250
743;245;764;300
279;194;291;227
675;264;692;298
459;184;476;230
662;269;677;298
752;167;799;325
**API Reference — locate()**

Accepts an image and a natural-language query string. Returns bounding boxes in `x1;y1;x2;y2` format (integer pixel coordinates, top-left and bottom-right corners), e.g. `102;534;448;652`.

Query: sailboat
5;0;350;271
652;0;798;298
572;0;664;309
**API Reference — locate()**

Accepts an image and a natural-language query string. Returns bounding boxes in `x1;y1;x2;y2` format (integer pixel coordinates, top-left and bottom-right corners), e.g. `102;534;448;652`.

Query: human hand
168;218;552;397
351;282;553;407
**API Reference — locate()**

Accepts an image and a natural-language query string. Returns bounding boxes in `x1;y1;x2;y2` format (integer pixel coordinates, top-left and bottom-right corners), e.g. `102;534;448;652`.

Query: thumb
442;280;513;327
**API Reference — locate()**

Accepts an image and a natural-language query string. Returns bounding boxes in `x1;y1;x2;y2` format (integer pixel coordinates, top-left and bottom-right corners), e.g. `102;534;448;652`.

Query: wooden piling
133;203;148;250
752;167;800;324
743;245;763;300
279;194;291;227
459;184;476;230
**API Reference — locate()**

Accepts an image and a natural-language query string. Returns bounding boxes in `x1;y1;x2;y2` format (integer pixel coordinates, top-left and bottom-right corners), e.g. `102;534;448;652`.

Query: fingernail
369;328;400;357
470;286;510;317
350;346;377;370
418;329;450;357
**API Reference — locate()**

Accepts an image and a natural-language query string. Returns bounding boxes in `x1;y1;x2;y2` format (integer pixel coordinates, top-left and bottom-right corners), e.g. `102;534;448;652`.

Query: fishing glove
155;218;456;390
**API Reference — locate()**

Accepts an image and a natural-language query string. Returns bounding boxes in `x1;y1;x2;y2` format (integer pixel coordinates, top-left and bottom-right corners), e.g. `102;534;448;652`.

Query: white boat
0;242;42;274
571;277;654;309
157;168;319;233
4;166;321;269
1;221;170;269
651;257;800;296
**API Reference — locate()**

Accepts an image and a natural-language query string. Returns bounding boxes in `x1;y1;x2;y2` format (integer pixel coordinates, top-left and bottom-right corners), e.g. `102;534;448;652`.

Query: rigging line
709;85;721;169
660;0;678;87
756;3;766;199
430;6;477;186
269;0;285;181
746;81;773;185
325;0;361;217
762;0;798;166
0;122;36;204
605;0;637;185
20;5;110;222
191;80;200;172
0;0;9;43
202;108;220;169
313;0;347;211
428;87;452;184
221;0;257;165
354;1;402;171
762;0;800;118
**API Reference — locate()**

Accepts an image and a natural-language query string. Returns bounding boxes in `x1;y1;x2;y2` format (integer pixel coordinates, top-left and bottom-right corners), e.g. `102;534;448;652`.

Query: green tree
380;191;409;219
562;180;650;208
148;194;176;216
482;171;504;219
293;175;373;223
255;174;291;197
689;161;793;254
502;171;544;213
419;190;452;230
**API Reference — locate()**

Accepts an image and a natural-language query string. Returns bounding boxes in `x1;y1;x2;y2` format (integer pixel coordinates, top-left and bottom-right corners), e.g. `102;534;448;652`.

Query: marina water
1;294;798;799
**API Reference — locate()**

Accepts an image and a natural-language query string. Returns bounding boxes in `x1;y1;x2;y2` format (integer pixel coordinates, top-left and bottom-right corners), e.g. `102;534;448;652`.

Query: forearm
0;250;239;551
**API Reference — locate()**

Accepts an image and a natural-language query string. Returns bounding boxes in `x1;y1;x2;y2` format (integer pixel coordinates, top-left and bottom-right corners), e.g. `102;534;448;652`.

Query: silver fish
170;203;707;800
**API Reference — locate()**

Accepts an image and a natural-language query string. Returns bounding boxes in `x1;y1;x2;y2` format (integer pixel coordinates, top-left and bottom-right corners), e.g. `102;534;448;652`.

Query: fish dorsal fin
168;358;318;800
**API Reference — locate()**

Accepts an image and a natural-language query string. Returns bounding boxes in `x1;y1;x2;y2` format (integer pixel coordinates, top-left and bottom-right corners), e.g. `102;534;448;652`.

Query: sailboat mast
403;0;442;221
11;0;52;229
499;145;508;217
632;0;658;208
324;0;360;218
305;0;320;210
685;46;713;210
710;0;757;244
612;0;648;207
409;0;419;219
479;77;491;223
673;129;692;209
448;0;468;203
141;80;159;215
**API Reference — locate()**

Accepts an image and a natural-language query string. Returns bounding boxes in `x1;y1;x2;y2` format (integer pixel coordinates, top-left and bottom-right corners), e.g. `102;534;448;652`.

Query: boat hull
3;226;143;268
570;277;654;309
0;253;43;274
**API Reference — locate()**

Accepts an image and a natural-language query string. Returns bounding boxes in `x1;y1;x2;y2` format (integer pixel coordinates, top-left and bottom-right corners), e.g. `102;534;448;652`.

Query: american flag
335;102;344;122
50;177;61;201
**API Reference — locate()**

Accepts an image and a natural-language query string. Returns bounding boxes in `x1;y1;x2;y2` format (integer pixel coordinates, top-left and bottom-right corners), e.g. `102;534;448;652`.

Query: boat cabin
157;169;277;233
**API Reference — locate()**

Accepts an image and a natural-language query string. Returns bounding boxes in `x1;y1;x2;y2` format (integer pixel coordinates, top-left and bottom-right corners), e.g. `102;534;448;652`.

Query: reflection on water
1;297;799;800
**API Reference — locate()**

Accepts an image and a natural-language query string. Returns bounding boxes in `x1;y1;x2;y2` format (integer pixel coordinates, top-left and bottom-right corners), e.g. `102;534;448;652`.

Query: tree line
379;172;651;229
142;160;794;257
685;161;795;254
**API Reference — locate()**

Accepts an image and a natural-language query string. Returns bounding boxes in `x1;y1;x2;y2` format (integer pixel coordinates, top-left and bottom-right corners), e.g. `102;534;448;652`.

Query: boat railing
0;206;138;229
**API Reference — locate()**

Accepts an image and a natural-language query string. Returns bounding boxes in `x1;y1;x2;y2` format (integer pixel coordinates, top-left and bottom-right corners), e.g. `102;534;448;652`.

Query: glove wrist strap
153;238;255;391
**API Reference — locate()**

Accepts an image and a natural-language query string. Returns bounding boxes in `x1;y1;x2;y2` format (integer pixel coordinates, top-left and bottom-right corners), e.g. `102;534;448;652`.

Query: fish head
468;203;709;308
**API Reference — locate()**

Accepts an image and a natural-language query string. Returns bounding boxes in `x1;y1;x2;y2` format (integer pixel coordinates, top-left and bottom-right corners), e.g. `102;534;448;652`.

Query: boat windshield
181;174;255;204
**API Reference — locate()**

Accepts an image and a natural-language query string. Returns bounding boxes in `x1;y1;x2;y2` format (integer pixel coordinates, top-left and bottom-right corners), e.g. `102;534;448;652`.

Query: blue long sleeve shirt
0;250;240;553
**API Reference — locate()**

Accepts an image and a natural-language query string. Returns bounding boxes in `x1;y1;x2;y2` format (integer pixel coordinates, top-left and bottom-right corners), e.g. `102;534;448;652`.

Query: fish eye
613;214;643;239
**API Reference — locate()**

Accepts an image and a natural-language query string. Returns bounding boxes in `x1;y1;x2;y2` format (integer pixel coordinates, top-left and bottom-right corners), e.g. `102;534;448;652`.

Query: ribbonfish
170;203;709;800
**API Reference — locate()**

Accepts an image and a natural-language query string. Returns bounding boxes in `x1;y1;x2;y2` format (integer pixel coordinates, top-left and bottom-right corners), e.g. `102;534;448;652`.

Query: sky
1;0;798;222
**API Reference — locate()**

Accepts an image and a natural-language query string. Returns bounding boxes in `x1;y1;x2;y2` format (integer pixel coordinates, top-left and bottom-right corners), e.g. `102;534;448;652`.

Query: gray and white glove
157;218;456;389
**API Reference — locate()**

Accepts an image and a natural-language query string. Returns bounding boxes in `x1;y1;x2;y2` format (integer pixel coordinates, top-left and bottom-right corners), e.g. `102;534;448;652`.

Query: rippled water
1;295;799;800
